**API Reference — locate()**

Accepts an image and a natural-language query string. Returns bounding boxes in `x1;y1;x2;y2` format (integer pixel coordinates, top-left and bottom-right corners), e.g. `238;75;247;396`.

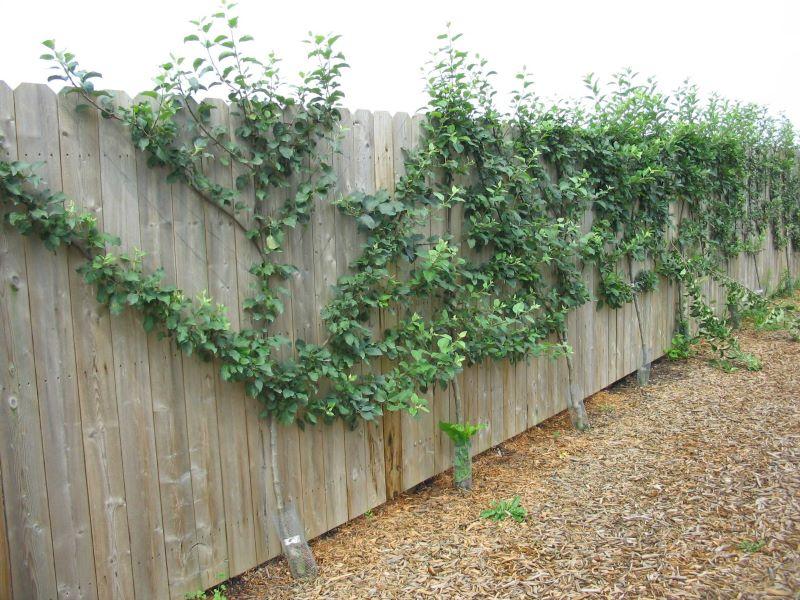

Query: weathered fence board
0;83;796;599
0;81;59;600
59;90;134;600
104;91;171;600
142;149;201;597
15;83;98;600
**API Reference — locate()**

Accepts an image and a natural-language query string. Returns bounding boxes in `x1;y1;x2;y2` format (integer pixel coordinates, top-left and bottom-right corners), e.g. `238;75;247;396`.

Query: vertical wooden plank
539;355;551;424
395;111;422;488
475;362;491;453
462;366;476;451
537;353;552;423
261;114;306;544
0;461;11;599
335;109;370;519
0;86;15;600
313;121;348;531
227;106;279;565
261;111;322;542
551;343;564;420
371;110;404;499
534;355;546;426
415;114;453;474
578;209;595;395
130;94;199;599
504;360;524;445
566;307;582;400
525;358;539;428
514;360;528;435
394;111;435;489
616;297;626;380
355;109;387;509
557;332;571;416
547;351;558;422
58;90;135;600
101;91;171;600
171;106;228;588
0;81;59;600
626;292;636;378
491;361;504;447
202;99;257;576
607;305;618;384
593;298;608;391
290;150;328;542
15;82;98;600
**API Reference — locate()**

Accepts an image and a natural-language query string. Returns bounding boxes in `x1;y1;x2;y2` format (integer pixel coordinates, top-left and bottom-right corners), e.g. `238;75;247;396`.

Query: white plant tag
283;535;302;547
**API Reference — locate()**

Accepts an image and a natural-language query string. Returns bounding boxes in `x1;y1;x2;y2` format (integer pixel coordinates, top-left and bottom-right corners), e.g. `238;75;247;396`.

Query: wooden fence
0;82;797;599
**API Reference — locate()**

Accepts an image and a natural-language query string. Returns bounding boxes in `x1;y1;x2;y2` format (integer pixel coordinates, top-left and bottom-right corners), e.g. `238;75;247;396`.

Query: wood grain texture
0;86;795;598
15;83;98;600
313;124;348;531
58;90;135;600
0;88;12;596
335;110;370;519
374;110;403;500
0;81;59;600
202;99;258;577
171;104;228;590
130;98;199;599
104;91;171;600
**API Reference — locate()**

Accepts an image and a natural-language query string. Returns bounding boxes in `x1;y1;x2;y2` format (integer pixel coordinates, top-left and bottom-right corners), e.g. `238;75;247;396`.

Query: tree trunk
557;331;590;431
627;258;651;386
450;376;473;490
270;419;318;580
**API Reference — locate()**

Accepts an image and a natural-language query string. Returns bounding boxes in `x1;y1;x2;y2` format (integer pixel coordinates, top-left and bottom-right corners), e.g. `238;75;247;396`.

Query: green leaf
357;214;377;230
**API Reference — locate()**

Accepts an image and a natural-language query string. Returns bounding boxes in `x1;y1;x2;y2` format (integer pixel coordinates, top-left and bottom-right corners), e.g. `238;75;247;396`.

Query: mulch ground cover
226;326;800;599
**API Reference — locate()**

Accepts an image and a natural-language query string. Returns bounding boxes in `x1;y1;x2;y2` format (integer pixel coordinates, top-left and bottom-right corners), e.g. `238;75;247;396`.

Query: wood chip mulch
227;327;800;599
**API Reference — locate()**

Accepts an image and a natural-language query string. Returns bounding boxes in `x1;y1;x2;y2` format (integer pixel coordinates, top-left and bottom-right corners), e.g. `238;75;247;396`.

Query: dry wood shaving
227;327;800;599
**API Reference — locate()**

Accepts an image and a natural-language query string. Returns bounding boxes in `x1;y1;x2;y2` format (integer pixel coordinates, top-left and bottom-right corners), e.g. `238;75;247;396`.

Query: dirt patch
227;328;800;599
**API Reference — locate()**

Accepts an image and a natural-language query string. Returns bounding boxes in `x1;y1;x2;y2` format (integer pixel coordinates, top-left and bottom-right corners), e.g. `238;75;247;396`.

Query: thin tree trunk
269;418;318;579
627;258;651;385
557;330;589;431
753;252;763;292
269;418;286;513
452;374;463;425
450;372;473;490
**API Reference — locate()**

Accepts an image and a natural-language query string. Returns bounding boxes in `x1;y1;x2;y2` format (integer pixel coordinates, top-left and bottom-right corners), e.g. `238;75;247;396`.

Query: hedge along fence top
2;3;799;432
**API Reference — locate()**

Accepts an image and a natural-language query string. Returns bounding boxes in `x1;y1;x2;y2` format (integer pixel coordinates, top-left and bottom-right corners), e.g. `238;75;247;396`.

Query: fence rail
0;82;796;599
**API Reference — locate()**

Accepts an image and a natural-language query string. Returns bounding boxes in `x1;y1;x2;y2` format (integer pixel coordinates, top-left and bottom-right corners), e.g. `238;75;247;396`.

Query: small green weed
598;403;615;414
738;352;763;372
666;333;694;360
709;358;737;373
186;584;227;600
480;495;527;523
738;539;766;553
773;270;798;298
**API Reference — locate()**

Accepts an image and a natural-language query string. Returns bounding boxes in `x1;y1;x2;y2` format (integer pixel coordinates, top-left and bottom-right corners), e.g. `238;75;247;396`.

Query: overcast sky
2;0;798;125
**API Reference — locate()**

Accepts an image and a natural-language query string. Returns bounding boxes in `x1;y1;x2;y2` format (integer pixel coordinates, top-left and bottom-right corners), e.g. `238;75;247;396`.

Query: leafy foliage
1;8;799;428
480;496;527;523
666;333;694;361
438;421;485;445
738;539;766;553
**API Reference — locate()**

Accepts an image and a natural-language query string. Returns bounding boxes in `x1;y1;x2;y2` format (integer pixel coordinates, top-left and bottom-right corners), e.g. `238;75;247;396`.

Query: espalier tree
2;1;800;571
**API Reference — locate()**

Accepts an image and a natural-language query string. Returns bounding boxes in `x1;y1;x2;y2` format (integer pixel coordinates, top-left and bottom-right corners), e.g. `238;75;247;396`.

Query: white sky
2;0;798;125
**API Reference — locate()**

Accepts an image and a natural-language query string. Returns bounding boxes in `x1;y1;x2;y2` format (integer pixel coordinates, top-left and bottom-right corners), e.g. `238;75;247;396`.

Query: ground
227;327;800;599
